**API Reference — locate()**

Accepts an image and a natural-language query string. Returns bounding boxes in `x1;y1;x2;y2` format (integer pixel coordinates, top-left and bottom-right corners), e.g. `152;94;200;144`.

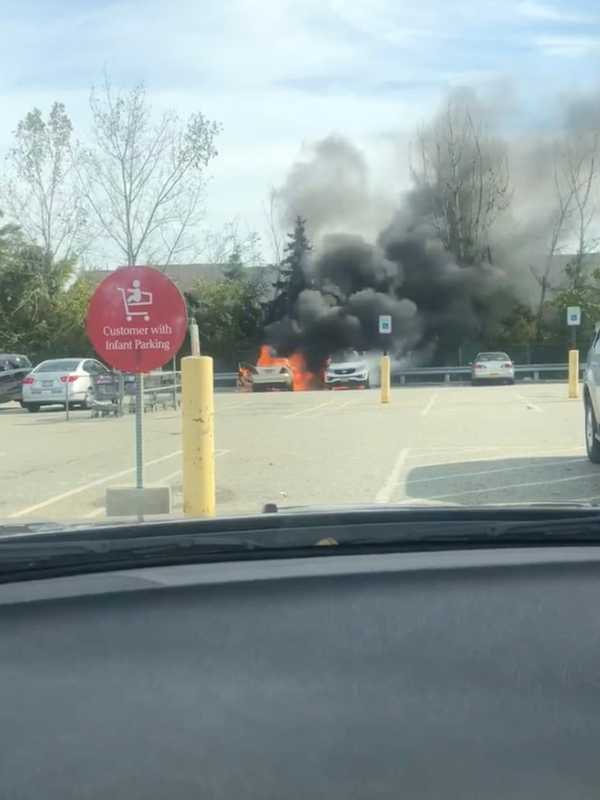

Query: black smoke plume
266;128;523;371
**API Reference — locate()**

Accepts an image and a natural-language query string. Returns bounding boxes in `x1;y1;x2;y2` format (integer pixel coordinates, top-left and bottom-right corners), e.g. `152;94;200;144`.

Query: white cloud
1;0;600;260
533;34;600;57
517;0;598;23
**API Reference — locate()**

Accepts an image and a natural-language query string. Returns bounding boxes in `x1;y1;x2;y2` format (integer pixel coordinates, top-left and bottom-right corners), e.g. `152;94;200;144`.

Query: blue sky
2;0;600;258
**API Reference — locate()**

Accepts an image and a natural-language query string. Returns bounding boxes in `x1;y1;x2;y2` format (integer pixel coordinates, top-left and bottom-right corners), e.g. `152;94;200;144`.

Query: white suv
324;350;370;389
584;333;600;462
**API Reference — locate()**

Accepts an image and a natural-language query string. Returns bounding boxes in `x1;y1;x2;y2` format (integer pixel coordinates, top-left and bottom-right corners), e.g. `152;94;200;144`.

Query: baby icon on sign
118;279;153;322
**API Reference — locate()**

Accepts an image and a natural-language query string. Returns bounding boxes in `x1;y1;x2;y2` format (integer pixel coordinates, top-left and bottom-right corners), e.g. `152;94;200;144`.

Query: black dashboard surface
2;546;600;799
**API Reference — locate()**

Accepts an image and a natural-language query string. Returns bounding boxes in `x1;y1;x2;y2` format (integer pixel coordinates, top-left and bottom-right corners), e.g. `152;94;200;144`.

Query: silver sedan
471;352;515;385
21;358;111;412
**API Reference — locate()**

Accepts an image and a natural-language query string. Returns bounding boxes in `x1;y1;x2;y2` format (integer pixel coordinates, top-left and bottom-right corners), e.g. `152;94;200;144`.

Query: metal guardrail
393;363;584;384
212;364;582;388
93;362;581;418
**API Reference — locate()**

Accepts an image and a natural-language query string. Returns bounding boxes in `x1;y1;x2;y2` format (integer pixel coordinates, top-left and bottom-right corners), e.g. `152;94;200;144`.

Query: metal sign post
378;315;392;404
135;374;144;489
86;265;188;519
172;356;178;409
567;305;581;349
190;320;200;356
567;306;581;400
378;314;392;356
65;378;70;421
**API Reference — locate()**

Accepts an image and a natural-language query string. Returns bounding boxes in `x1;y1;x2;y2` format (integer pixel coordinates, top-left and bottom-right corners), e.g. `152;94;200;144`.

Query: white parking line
516;392;542;413
420;393;438;417
284;400;335;419
375;448;410;504
82;450;230;519
399;470;598;503
405;458;587;485
9;450;183;518
408;445;585;459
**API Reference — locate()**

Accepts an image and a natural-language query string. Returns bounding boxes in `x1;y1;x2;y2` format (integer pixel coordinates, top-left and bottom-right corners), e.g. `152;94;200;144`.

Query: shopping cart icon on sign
117;280;153;321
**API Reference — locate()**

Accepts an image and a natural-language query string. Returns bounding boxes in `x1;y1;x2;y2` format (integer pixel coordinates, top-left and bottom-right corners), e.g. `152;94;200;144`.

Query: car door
587;332;600;419
0;357;31;403
0;358;12;403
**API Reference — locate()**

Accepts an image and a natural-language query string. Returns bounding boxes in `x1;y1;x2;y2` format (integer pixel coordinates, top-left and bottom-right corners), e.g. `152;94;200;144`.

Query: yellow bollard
568;349;579;399
380;355;391;404
182;355;216;517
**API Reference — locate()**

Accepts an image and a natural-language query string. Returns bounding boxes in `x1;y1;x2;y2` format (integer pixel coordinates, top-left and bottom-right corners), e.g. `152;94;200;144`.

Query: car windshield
35;360;81;373
0;1;597;542
331;350;360;363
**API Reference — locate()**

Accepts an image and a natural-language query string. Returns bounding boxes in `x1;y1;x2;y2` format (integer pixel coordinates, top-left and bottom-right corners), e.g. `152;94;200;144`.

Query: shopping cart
117;281;152;321
90;372;123;417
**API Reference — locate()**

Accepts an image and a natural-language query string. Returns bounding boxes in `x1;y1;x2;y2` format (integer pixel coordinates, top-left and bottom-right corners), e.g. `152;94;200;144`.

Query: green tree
3;103;87;259
270;215;311;319
185;276;265;365
0;224;94;361
548;271;600;351
223;245;244;280
486;303;537;350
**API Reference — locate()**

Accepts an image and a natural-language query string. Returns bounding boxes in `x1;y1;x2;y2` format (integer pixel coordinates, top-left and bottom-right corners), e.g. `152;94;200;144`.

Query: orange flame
256;345;317;391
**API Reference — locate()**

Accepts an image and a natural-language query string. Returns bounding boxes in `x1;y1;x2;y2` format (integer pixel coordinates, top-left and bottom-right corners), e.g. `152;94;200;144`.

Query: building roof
81;263;280;300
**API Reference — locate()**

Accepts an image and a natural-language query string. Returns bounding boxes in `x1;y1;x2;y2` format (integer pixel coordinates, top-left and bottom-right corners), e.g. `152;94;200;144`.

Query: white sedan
22;358;111;412
471;352;515;385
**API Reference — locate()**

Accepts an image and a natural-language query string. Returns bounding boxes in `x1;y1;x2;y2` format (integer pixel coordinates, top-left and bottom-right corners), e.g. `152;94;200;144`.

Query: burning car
239;347;294;392
324;349;370;389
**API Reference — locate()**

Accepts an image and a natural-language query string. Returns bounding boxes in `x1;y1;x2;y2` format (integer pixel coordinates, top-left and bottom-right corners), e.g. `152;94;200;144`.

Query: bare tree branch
410;91;510;266
78;78;221;266
2;103;88;259
263;187;285;267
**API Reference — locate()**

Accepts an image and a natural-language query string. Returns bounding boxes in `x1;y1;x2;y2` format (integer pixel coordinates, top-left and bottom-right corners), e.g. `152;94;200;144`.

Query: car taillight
503;362;512;368
475;363;484;369
21;376;34;385
59;375;79;383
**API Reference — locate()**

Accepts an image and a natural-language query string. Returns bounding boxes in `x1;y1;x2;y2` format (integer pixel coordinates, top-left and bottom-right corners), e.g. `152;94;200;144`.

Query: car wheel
585;399;600;463
24;403;40;413
364;378;370;389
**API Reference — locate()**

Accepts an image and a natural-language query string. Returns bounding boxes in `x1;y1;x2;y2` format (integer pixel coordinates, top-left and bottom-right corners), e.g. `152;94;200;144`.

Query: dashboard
2;545;600;798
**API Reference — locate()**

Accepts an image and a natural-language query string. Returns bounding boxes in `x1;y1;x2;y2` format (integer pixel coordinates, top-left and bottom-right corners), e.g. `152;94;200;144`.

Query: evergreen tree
223;245;244;281
271;215;311;318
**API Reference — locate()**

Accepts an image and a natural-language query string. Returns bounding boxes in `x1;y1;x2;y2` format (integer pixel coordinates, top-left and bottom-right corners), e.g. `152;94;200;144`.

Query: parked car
21;358;111;412
324;349;370;389
471;352;514;385
0;354;32;405
238;361;294;392
584;331;600;462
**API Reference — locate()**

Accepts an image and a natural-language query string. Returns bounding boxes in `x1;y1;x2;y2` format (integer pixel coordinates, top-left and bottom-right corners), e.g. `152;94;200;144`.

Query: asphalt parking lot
0;382;596;525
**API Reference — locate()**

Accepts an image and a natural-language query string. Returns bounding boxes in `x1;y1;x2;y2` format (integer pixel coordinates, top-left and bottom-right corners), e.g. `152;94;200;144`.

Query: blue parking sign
379;315;392;334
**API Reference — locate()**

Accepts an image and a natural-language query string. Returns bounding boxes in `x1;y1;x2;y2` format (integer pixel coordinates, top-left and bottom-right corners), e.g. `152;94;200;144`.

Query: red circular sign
86;266;188;372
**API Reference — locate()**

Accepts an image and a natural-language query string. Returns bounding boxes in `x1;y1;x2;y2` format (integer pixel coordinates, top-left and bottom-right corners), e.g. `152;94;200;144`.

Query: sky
2;0;600;263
